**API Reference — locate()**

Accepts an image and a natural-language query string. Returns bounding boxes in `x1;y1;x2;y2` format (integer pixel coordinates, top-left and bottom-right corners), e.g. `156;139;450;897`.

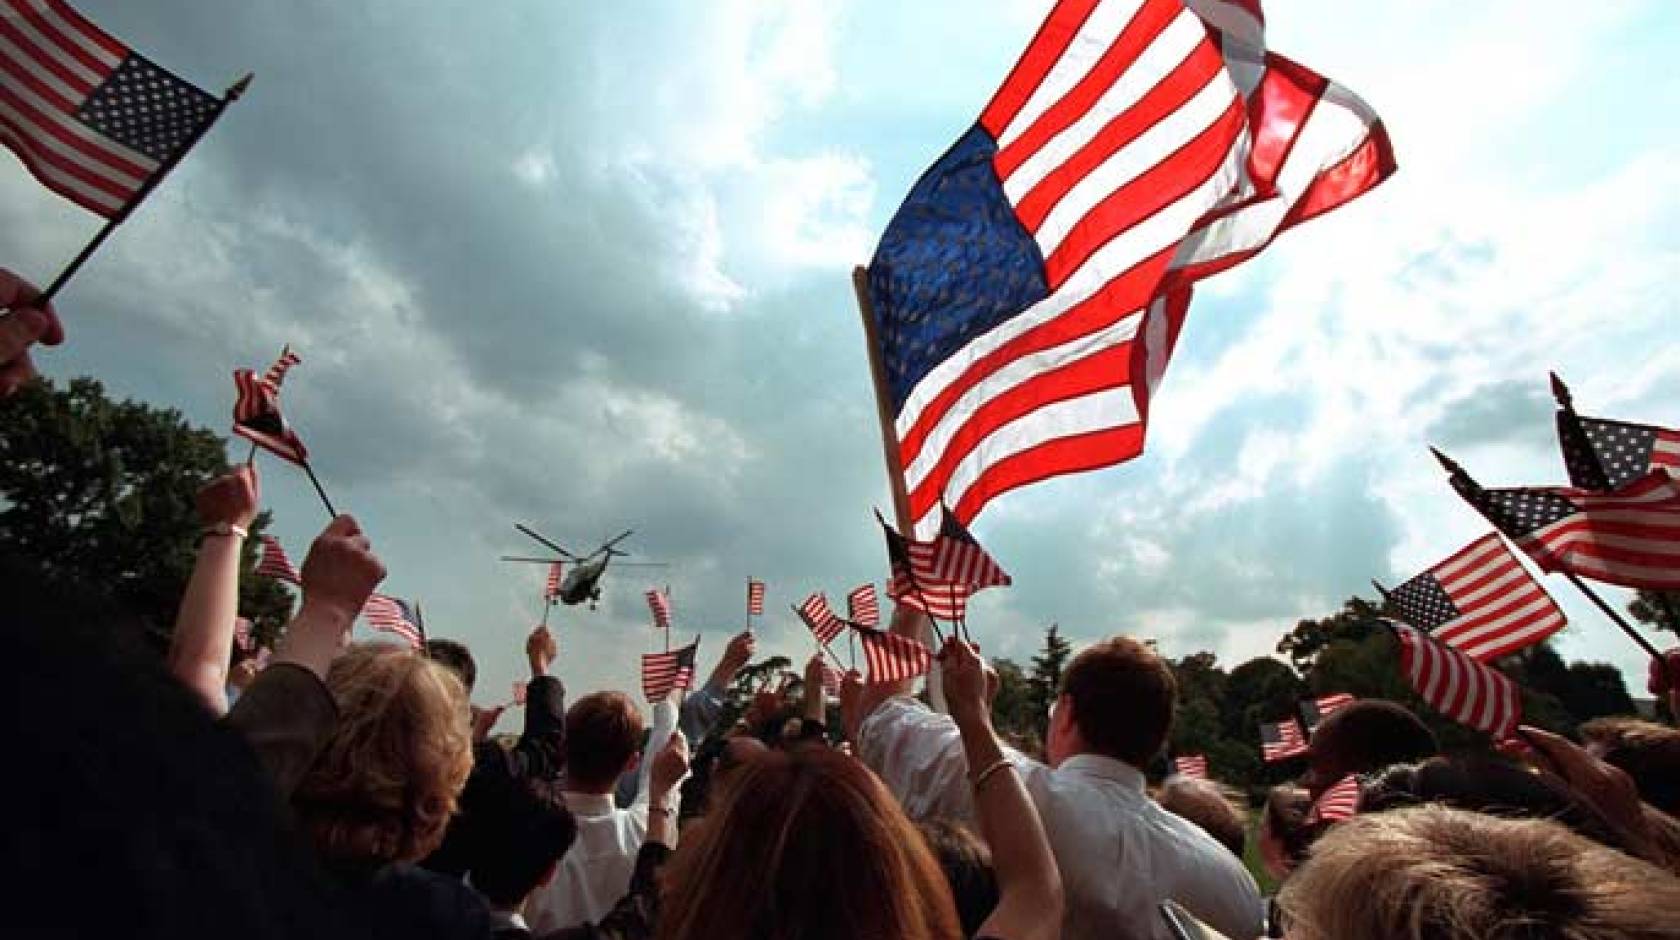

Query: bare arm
167;467;260;714
274;515;387;682
802;653;827;724
943;639;1063;940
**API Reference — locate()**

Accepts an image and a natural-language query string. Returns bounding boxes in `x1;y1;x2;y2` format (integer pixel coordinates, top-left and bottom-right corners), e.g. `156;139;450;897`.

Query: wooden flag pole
414;602;427;648
300;460;338;519
31;75;254;308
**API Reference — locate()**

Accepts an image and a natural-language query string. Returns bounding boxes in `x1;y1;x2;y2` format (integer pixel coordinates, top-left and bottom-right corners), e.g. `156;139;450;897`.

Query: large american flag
646;588;672;631
362;594;422;649
0;0;223;217
641;639;698;703
1260;717;1308;762
232;348;309;466
796;592;849;646
846;583;881;629
747;578;766;616
1451;469;1680;592
865;0;1394;536
857;627;933;684
1392;621;1520;739
1558;410;1680;492
1384;533;1566;662
254;535;300;583
1172;754;1208;779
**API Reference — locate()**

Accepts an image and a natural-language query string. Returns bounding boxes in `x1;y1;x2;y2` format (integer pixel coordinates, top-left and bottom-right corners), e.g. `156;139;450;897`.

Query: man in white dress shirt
526;691;679;934
852;615;1264;940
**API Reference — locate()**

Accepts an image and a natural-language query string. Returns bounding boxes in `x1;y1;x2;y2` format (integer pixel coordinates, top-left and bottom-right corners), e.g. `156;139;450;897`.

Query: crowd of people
6;274;1680;938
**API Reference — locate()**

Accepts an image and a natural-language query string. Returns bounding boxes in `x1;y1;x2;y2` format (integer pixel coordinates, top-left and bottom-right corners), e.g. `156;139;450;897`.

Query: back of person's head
1581;717;1680;816
1055;635;1175;767
1305;699;1437;794
917;819;998;940
1260;784;1315;879
1158;777;1247;859
469;786;578;910
1277;804;1680;939
423;637;476;693
657;746;961;940
564;691;644;791
295;644;473;867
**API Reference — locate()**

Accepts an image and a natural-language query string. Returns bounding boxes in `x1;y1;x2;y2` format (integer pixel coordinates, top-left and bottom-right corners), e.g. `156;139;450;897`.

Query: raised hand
708;630;757;689
298;515;386;628
0;268;63;397
196;465;260;530
804;652;826;688
526;624;558;676
650;730;691;802
939;638;998;727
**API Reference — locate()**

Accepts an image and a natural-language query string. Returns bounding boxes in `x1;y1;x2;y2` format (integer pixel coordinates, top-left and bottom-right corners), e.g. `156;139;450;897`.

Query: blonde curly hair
294;644;473;866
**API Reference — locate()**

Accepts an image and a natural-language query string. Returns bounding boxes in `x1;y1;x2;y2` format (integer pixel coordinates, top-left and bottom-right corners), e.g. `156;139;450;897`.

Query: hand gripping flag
0;0;225;217
797;592;849;646
1259;717;1308;762
363;594;423;649
865;0;1394;537
646;589;673;631
642;638;698;702
747;578;766;616
1553;375;1679;491
1298;692;1354;735
254;535;300;583
1172;754;1208;779
233;348;309;466
858;627;933;684
1382;533;1566;662
846;583;881;629
1390;621;1521;739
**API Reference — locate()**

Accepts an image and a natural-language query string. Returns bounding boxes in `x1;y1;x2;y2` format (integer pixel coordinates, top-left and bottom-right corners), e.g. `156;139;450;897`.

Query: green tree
0;377;292;646
989;656;1035;737
1630;590;1680;635
1026;623;1072;736
1275;597;1383;672
1222;657;1305;743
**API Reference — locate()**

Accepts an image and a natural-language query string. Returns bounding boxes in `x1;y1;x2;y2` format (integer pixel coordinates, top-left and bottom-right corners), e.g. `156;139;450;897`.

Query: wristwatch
204;522;249;540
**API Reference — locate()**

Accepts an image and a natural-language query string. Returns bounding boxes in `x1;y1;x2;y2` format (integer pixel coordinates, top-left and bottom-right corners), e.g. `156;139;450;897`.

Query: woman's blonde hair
294;644;472;866
1278;804;1680;939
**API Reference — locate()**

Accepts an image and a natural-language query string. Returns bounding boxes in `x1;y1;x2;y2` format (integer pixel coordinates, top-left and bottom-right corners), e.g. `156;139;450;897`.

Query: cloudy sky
5;0;1677;725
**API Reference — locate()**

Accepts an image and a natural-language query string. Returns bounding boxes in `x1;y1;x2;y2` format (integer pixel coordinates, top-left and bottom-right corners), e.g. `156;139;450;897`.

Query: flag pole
32;74;254;308
415;602;427;648
1431;446;1668;680
300;459;338;519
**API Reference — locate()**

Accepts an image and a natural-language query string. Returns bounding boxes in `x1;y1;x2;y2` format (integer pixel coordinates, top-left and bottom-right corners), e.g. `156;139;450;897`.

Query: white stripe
1433;535;1505;583
902;307;1144;491
1437;592;1555;650
14;0;120;70
894;132;1247;443
913;386;1140;536
996;0;1147;150
1;5;109;88
1449;613;1564;662
1551;551;1680;585
1183;0;1265;51
0;121;123;211
1532;526;1680;557
1032;69;1235;261
1444;565;1528;613
1170;79;1376;271
0;30;89;105
1654;439;1680;460
0;74;152;177
1001;12;1206;200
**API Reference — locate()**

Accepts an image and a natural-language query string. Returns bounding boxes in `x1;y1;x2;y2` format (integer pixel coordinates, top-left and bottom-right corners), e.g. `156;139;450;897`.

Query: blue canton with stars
1561;413;1662;491
1386;572;1458;631
76;54;218;164
866;123;1049;414
1454;476;1579;538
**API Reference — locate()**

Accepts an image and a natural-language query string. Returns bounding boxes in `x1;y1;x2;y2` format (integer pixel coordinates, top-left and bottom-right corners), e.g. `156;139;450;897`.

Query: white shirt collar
1056;753;1146;790
561;790;618;816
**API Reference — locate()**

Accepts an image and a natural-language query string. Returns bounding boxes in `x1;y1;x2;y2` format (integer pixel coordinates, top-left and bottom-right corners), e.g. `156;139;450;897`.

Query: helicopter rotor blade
516;524;580;560
600;529;635;554
609;562;670;568
500;555;565;564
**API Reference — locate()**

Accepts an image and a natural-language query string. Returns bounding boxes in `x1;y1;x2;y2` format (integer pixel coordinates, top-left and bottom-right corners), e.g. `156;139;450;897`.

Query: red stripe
9;0;118;81
993;0;1182;180
0;14;96;98
943;422;1146;522
0;81;148;181
1440;554;1522;603
40;0;126;60
0;101;130;199
979;0;1105;137
1435;590;1556;651
1289;121;1397;226
0;122;116;214
1242;53;1327;192
906;338;1137;515
1043;96;1246;287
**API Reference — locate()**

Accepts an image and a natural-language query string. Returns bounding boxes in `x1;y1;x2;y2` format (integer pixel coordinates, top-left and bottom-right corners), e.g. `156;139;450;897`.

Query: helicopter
500;525;668;609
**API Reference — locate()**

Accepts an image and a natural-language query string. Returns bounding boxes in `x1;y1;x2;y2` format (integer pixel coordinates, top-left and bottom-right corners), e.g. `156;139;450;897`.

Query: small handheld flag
1390;621;1520;739
1299;693;1354;735
642;638;699;702
1172;755;1209;780
747;578;766;617
254;535;300;583
1552;373;1679;491
1260;718;1309;763
796;593;848;647
363;594;423;650
1306;775;1361;825
544;562;563;600
1380;532;1565;662
846;583;881;629
233;355;308;466
858;627;932;684
646;588;673;631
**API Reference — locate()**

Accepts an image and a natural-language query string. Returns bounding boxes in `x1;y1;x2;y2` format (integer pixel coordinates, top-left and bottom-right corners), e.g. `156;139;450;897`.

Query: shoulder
356;863;492;939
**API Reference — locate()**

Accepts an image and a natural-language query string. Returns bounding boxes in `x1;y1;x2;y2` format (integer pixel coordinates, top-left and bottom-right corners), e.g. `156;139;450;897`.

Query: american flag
544;562;563;600
1298;692;1354;735
641;639;698;703
1306;774;1361;824
511;680;528;707
1260;717;1308;762
232;349;309;466
747;578;766;616
362;594;422;649
880;512;972;621
233;616;254;653
1557;405;1680;493
1172;754;1208;779
1392;621;1521;739
1450;468;1680;592
796;592;849;646
1384;533;1566;663
847;583;881;628
0;0;223;217
254;535;300;583
925;508;1012;589
865;0;1393;536
646;588;672;630
858;627;932;684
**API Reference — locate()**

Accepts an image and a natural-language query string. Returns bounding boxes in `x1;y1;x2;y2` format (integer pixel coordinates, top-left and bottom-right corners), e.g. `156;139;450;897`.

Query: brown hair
563;691;644;790
1581;716;1680;816
1278;804;1680;939
1060;636;1174;766
1158;777;1248;859
656;747;961;940
1261;784;1316;869
294;644;472;866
